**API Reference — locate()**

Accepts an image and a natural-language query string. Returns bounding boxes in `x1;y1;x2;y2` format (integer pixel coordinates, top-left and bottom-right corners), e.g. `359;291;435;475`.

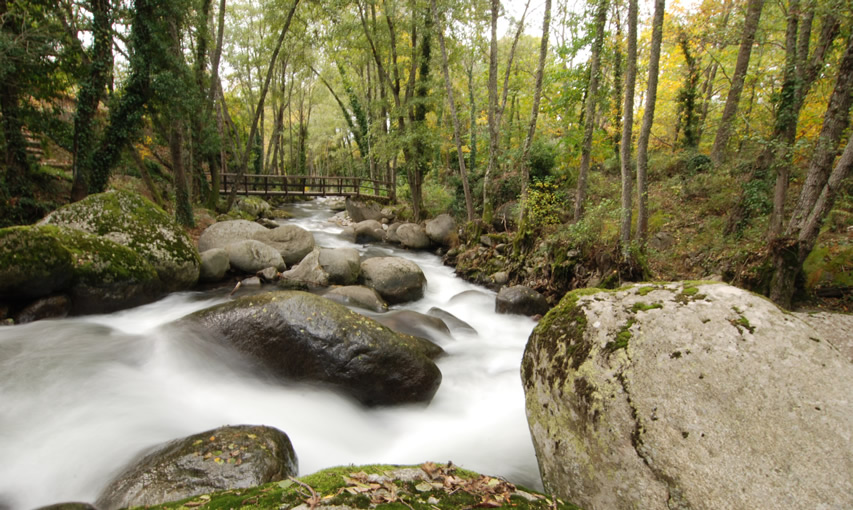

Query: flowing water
0;199;541;509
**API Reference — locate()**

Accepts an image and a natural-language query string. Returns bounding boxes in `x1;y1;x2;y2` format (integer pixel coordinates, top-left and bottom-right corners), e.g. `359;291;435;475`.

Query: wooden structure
218;173;393;202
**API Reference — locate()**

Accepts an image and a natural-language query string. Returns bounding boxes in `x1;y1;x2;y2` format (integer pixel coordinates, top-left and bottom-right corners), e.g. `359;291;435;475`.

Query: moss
631;302;663;312
0;225;74;297
141;463;580;510
605;318;635;353
52;226;157;285
636;285;659;296
730;315;756;334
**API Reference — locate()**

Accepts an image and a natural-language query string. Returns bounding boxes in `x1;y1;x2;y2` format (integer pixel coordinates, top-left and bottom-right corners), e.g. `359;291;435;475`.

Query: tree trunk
71;0;112;202
574;0;609;221
769;33;853;308
710;0;765;165
227;0;300;209
620;0;638;248
484;0;499;222
518;0;551;229
432;0;474;221
635;0;665;242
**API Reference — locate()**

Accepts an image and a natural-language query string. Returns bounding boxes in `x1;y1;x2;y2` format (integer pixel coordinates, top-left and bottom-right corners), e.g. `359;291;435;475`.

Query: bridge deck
218;173;392;202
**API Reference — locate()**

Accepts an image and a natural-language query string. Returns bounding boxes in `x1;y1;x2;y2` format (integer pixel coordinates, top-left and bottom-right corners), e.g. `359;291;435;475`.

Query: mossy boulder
139;462;580;510
40;190;200;291
522;282;853;510
96;425;297;510
0;225;161;313
234;196;272;219
182;291;442;405
0;225;75;299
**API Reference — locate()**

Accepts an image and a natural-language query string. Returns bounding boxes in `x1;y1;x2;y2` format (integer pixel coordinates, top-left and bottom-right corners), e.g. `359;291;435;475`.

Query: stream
0;198;541;509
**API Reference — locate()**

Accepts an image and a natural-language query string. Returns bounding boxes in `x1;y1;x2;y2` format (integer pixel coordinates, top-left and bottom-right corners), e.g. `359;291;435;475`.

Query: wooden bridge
218;173;393;202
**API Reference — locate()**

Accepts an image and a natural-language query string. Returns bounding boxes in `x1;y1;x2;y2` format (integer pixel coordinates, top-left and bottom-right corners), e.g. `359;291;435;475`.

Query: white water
0;199;540;509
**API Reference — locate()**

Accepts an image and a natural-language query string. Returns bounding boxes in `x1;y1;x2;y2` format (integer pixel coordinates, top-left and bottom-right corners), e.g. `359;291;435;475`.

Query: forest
1;0;851;309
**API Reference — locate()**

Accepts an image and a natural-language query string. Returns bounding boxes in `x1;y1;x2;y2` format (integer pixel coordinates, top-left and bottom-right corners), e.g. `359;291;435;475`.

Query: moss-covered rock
141;462;580;510
41;190;200;291
96;425;297;510
0;225;161;313
0;225;75;299
235;196;272;219
181;291;442;405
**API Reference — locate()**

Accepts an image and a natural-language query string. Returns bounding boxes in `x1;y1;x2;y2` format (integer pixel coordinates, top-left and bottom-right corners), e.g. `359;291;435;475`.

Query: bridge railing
218;173;392;201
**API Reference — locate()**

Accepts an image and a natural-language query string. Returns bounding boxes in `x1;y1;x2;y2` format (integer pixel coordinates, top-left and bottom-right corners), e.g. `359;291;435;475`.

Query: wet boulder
425;214;458;247
367;309;452;345
40;189;200;291
522;282;853;510
198;220;268;252
396;223;431;250
225;240;286;274
323;285;388;312
199;248;230;282
354;220;386;244
360;257;427;305
346;197;391;223
184;291;442;405
15;295;72;324
281;248;329;287
495;285;549;316
427;307;477;335
252;224;315;265
96;425;297;510
318;247;361;285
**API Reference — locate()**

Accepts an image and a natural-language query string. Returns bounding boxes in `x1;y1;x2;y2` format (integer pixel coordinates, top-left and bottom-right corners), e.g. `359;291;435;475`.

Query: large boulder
396;223;431;250
40;190;199;291
225;240;286;273
234;196;272;219
346;197;391;223
183;291;442;405
323;285;388;312
199;248;230;282
425;214;458;246
198;220;268;252
253;225;315;265
318;247;360;285
496;285;549;316
96;425;297;510
522;282;853;510
360;257;427;304
0;225;160;314
281;248;329;287
354;220;386;244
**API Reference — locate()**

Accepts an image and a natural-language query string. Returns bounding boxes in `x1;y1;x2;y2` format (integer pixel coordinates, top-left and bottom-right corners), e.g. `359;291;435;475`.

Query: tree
574;0;608;221
619;0;637;248
432;0;474;221
710;0;765;165
635;0;665;242
768;32;853;308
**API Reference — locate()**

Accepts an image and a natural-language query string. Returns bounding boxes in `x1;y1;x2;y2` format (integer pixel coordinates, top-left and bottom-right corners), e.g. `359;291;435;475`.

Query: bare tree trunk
710;0;765;165
574;0;609;221
484;0;500;222
635;0;665;242
519;0;551;227
619;0;638;249
432;0;474;221
227;0;300;209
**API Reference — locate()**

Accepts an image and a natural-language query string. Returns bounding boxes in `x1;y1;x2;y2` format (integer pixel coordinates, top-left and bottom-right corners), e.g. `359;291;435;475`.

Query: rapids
0;199;540;509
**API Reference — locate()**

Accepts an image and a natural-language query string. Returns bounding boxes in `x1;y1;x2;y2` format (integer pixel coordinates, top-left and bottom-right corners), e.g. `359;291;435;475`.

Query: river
0;199;541;509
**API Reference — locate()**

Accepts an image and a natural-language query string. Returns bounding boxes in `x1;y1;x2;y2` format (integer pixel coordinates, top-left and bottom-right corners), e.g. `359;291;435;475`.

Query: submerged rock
522;282;853;510
323;285;388;312
96;425;297;510
183;291;442;405
496;285;549;316
367;309;452;344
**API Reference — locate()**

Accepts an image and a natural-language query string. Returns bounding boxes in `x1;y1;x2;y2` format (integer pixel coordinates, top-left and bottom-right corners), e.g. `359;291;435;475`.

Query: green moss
730;315;756;334
0;225;74;297
52;226;157;285
636;285;659;296
631;302;663;312
605;318;635;353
